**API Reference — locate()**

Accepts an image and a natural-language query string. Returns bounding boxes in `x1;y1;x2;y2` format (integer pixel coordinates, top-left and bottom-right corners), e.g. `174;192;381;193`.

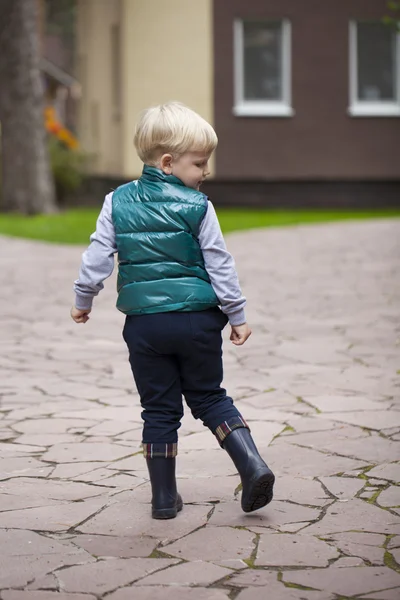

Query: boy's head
134;102;218;190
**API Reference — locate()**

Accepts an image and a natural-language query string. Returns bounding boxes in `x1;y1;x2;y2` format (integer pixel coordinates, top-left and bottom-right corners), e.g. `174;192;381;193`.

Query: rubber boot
146;457;183;519
222;428;275;513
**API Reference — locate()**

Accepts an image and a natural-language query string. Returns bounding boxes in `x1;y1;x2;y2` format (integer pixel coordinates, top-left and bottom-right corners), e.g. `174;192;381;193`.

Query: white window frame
233;18;294;117
348;20;400;117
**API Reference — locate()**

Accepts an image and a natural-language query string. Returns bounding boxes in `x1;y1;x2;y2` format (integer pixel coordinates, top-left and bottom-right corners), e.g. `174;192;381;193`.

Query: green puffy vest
111;165;219;315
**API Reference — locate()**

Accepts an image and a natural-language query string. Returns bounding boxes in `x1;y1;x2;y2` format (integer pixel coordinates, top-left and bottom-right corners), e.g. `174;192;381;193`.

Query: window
349;21;400;116
233;19;293;117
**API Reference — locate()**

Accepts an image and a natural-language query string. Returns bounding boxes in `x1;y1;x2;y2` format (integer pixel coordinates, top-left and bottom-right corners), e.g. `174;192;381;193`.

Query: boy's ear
160;153;173;174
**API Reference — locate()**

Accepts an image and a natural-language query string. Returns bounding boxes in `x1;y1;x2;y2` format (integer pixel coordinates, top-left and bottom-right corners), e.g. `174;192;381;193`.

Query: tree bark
0;0;56;214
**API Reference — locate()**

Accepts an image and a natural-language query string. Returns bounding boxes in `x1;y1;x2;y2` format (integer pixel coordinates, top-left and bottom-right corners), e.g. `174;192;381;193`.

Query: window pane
243;21;282;101
357;22;397;101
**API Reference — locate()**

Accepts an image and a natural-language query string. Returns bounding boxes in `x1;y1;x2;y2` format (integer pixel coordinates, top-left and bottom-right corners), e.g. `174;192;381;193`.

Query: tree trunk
0;0;56;214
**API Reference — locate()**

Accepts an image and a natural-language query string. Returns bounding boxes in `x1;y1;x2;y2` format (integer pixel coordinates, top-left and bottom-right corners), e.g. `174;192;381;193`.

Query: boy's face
162;151;211;191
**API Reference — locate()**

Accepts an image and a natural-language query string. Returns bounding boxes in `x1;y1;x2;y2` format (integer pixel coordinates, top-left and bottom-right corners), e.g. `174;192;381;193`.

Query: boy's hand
230;323;252;346
70;306;91;324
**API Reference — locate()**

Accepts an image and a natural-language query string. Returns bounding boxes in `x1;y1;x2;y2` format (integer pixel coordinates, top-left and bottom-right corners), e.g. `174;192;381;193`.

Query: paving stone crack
98;558;185;597
67;502;114;534
283;441;373;466
242;532;260;568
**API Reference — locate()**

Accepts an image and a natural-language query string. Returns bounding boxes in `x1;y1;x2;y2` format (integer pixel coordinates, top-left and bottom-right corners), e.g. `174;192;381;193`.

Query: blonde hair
134;102;218;164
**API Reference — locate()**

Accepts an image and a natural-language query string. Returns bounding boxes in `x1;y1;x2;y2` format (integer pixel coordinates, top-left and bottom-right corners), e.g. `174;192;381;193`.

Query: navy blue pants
123;308;246;453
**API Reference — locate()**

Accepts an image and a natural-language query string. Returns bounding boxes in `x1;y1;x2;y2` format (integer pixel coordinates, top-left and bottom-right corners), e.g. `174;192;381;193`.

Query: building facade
76;0;400;206
75;0;214;178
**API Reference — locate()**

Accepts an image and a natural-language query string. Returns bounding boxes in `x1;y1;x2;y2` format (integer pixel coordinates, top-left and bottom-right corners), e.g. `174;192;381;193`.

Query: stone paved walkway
0;219;400;600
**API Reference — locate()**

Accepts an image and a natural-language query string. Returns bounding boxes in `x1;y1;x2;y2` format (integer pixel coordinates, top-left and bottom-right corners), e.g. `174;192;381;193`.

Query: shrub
48;137;88;205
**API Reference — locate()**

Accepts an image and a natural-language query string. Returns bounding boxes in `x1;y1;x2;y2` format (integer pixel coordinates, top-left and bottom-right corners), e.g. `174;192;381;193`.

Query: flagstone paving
0;218;400;599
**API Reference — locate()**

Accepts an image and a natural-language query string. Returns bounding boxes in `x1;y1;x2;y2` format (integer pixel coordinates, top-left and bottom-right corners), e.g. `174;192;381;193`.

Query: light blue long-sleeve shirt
74;193;246;325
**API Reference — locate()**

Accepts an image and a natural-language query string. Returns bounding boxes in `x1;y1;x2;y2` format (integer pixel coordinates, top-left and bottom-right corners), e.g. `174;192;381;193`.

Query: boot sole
242;471;275;513
152;497;183;520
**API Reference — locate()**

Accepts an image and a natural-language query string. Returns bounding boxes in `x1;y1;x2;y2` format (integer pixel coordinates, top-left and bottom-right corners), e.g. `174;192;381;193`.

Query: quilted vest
111;165;219;315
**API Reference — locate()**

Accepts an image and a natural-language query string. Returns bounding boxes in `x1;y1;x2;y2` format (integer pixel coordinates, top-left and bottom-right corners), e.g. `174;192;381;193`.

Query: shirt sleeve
198;200;247;326
73;192;117;310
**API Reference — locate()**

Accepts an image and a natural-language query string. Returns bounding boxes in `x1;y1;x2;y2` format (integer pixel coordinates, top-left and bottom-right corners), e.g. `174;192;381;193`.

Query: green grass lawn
0;208;399;244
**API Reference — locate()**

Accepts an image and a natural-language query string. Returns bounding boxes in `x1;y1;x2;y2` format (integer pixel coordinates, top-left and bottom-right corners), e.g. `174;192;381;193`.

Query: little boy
71;102;275;519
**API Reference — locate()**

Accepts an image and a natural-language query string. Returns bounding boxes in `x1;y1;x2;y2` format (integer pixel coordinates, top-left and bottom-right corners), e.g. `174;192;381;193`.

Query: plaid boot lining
214;416;250;446
142;442;178;458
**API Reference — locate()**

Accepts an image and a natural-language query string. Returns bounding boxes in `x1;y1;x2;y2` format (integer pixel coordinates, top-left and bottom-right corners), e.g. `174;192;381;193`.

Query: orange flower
44;106;79;149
